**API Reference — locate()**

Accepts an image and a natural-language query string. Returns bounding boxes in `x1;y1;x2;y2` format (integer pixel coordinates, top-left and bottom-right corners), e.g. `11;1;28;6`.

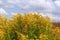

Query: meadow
0;13;60;40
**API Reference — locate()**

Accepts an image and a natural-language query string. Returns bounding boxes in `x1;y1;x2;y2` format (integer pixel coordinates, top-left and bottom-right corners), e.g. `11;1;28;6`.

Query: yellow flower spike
6;20;11;27
46;16;50;21
0;16;7;26
16;31;26;40
21;22;27;28
55;27;60;33
39;34;48;40
39;33;43;38
28;13;33;17
46;26;49;30
0;29;5;38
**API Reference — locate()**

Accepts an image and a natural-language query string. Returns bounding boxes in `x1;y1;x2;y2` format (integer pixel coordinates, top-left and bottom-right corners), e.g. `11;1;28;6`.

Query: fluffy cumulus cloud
54;0;60;8
0;0;60;22
0;8;8;16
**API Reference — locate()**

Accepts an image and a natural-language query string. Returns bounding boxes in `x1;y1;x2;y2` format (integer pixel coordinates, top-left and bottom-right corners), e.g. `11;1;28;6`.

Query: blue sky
0;0;60;22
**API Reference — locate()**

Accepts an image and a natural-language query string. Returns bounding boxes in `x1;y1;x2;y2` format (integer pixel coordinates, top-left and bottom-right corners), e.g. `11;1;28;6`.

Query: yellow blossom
16;31;26;40
39;34;48;40
0;29;5;38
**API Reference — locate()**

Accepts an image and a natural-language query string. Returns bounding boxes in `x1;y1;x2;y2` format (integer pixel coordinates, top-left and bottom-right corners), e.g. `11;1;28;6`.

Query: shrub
0;13;60;40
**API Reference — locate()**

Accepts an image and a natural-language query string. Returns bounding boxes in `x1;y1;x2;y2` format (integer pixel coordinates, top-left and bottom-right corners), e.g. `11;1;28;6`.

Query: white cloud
0;0;56;10
0;0;3;4
0;0;60;22
40;12;60;22
0;8;8;16
19;4;30;9
11;12;17;16
17;0;56;11
7;0;20;4
4;4;14;8
54;1;60;7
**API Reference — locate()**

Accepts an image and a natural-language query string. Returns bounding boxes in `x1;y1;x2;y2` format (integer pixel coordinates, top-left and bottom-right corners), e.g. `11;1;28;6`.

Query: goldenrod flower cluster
0;13;60;40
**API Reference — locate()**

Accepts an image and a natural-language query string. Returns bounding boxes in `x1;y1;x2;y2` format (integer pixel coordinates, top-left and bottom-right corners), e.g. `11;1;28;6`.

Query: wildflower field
0;13;60;40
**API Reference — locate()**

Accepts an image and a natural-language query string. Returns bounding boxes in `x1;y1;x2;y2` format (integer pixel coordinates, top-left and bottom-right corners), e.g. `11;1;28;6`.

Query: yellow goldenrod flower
39;34;48;40
46;26;48;30
0;29;5;38
16;31;26;40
